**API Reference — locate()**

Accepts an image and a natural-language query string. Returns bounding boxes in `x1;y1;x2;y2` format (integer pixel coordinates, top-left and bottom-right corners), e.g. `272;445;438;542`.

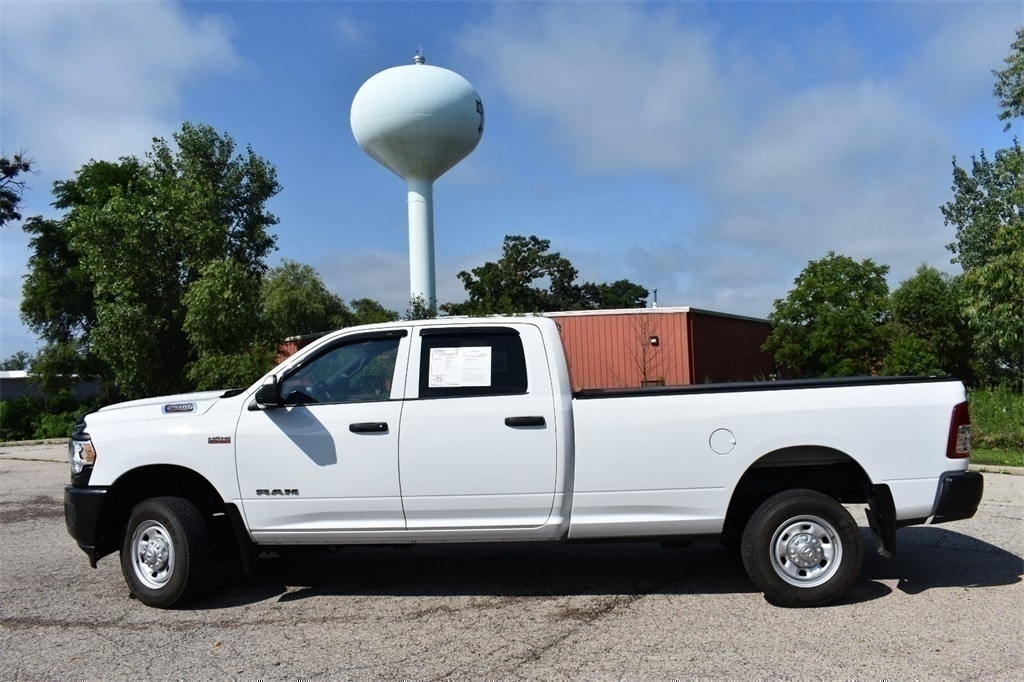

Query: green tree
21;216;98;346
261;260;350;340
882;265;973;379
0;151;33;226
350;298;399;326
764;252;891;377
941;144;1024;390
21;123;281;399
995;27;1024;131
942;31;1024;391
0;351;32;371
443;234;647;315
582;279;649;309
183;260;274;389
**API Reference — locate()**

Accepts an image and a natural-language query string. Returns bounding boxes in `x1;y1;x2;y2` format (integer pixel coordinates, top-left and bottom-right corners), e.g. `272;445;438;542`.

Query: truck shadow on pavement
860;526;1023;596
199;541;756;609
193;526;1021;610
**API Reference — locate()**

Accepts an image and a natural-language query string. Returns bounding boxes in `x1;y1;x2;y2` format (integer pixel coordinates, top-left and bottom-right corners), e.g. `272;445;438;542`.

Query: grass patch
971;448;1024;468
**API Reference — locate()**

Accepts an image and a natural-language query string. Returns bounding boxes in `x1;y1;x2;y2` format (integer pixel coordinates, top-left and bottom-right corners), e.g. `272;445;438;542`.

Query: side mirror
254;378;282;408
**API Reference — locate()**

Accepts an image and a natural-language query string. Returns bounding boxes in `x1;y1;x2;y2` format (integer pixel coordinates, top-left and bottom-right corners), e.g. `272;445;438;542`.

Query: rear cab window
417;328;528;398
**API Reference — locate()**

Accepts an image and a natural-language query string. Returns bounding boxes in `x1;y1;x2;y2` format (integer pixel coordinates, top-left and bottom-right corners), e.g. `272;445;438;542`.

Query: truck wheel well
721;447;871;548
97;465;237;561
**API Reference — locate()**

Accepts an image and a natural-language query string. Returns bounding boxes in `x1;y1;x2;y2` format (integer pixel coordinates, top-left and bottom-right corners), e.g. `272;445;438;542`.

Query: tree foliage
351;298;400;326
995;27;1024;132
941;30;1024;391
261;259;351;341
0;152;33;227
883;265;973;379
21;123;281;399
765;252;891;377
940;144;1024;389
442;235;647;315
1;351;32;371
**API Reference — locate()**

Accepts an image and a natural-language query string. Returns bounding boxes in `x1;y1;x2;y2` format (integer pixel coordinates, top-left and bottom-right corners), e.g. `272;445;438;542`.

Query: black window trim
419;326;521;338
417;326;528;399
288;328;408;374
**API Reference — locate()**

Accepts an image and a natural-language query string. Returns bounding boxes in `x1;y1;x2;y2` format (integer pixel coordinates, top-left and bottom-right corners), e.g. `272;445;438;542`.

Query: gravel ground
1;442;1021;680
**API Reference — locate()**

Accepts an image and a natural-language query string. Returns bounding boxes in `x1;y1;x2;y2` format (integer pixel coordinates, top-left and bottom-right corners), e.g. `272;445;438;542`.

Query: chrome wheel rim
130;520;175;590
770;515;842;588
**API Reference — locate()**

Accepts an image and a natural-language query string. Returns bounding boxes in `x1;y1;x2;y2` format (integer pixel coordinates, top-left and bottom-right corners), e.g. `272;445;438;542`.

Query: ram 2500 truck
64;317;983;608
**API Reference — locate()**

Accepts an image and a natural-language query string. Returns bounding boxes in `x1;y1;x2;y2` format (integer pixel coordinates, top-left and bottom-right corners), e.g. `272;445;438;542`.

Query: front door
235;330;409;540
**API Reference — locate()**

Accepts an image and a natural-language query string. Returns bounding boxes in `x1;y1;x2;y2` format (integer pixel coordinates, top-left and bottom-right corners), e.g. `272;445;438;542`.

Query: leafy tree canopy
1;351;32;371
442;235;647;315
21;123;281;399
941;29;1024;391
882;265;973;379
941;144;1023;389
351;298;399;326
764;252;891;377
995;27;1024;131
261;260;351;341
0;151;33;227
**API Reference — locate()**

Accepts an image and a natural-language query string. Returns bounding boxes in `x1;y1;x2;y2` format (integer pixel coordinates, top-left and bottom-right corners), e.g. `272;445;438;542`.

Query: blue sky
1;0;1020;358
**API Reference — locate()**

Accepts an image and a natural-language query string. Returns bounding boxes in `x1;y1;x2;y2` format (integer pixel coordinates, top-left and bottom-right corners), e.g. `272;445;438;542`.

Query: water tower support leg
406;178;436;310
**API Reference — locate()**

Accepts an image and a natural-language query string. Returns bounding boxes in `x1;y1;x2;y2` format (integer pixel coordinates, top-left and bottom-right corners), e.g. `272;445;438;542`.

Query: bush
0;392;98;442
0;397;40;441
34;410;84;439
969;387;1024;451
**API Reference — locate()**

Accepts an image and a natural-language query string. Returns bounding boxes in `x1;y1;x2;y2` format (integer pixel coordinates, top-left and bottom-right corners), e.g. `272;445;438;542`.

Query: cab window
418;328;527;398
280;336;401;405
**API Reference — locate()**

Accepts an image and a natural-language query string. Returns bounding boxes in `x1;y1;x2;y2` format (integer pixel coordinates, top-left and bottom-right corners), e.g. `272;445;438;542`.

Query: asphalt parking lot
1;442;1021;680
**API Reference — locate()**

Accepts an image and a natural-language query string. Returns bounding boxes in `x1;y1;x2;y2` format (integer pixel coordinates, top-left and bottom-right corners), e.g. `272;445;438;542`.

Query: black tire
120;496;211;608
741;489;863;607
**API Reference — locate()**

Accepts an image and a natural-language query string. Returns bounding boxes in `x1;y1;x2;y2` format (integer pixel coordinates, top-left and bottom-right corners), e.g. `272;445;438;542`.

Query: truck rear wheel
121;497;210;608
741;489;863;607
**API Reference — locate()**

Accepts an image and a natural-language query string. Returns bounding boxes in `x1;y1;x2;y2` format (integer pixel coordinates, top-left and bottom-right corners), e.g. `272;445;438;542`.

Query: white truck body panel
568;380;968;538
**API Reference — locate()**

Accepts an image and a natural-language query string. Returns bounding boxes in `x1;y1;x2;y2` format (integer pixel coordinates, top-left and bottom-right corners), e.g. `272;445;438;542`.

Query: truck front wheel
741;489;863;607
121;497;210;608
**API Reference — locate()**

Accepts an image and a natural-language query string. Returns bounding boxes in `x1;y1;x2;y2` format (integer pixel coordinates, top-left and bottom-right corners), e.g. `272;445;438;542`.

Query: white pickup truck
65;317;983;608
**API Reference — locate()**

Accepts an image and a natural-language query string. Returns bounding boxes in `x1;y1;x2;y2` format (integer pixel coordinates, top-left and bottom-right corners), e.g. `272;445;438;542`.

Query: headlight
69;437;97;475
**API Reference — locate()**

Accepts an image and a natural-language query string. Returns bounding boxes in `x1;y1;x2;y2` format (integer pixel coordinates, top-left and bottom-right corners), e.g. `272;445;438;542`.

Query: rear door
397;324;558;529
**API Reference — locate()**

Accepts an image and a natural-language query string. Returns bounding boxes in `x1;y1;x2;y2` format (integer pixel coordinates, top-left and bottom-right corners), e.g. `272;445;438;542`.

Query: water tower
351;52;484;309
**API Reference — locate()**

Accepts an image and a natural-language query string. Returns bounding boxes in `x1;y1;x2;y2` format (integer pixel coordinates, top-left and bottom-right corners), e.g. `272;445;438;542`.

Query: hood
93;389;230;420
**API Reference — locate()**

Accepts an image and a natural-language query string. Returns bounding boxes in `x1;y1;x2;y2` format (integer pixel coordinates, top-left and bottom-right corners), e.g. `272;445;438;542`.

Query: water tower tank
351;54;484;309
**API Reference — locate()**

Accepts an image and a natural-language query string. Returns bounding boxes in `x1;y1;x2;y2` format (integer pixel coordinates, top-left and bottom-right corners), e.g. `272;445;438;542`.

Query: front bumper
64;485;109;567
931;470;984;524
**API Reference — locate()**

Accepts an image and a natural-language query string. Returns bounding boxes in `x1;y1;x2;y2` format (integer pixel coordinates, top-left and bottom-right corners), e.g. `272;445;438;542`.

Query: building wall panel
549;311;691;390
687;312;773;383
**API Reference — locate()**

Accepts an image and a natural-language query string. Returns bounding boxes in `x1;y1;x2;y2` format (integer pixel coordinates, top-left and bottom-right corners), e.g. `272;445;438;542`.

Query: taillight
947;401;972;459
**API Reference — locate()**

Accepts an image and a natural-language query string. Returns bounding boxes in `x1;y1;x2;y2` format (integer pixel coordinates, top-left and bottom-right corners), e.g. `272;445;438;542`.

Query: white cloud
1;0;239;179
333;13;374;51
459;3;994;318
899;3;1022;118
0;0;239;357
462;4;735;174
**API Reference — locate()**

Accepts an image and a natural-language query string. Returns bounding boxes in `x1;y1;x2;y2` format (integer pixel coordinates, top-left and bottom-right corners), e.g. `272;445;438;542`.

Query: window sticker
428;346;492;387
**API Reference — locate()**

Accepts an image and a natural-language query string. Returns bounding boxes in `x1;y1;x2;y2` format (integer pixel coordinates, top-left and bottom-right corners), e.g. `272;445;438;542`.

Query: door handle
504;416;546;428
349;422;389;433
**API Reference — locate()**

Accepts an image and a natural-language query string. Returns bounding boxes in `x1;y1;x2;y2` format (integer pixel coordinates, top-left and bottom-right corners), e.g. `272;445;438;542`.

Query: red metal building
546;307;773;391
